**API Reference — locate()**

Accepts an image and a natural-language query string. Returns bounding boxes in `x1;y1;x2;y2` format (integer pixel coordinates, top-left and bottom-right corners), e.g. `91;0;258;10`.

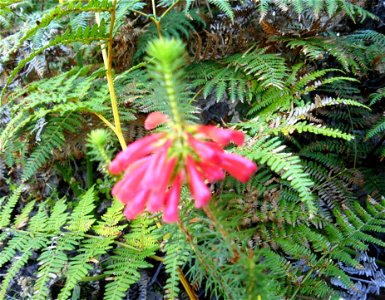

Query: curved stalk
95;1;126;149
106;0;126;149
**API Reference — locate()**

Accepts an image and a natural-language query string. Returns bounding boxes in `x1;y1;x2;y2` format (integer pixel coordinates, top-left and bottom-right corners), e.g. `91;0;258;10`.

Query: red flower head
109;112;257;223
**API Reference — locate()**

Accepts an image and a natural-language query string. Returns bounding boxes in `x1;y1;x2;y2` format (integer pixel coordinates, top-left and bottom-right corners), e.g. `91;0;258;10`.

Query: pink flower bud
186;155;211;208
144;112;169;130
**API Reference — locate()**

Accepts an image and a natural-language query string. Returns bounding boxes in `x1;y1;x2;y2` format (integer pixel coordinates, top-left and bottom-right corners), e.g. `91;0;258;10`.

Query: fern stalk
96;0;126;149
93;111;116;134
95;13;109;69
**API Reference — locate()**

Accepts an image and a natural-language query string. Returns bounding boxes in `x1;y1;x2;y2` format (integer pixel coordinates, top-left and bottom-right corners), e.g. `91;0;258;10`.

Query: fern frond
13;200;35;229
10;0;112;54
0;235;48;298
58;236;114;300
366;117;385;139
2;21;108;96
240;135;316;213
278;122;354;140
225;50;287;89
0;185;24;228
103;247;154;300
288;96;369;122
93;200;126;237
66;187;97;232
207;0;234;20
163;225;190;299
33;234;79;300
103;215;158;300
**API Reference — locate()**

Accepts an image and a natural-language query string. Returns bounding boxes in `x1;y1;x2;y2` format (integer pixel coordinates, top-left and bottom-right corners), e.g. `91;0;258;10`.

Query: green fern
0;185;24;228
184;0;234;20
67;187;97;232
258;0;377;21
162;224;190;299
366;117;385;140
238;133;316;213
2;21;108;95
104;216;159;300
58;236;114;300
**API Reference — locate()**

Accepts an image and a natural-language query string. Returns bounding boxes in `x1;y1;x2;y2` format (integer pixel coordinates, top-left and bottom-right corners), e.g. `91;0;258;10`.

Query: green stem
86;154;93;188
160;0;180;18
162;64;182;129
81;274;107;282
151;0;157;16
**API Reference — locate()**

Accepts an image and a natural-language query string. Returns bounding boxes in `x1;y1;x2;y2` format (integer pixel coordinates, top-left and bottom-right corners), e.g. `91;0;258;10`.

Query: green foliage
189;49;287;102
257;0;377;21
184;0;233;19
144;38;197;123
162;224;191;299
104;216;159;300
0;188;159;300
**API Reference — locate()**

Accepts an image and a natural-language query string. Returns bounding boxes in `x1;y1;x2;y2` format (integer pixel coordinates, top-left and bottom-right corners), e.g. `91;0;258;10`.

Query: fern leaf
163;225;190;299
104;247;153;300
93;200;126;237
0;236;48;299
241;136;316;213
66;187;97;232
0;185;24;228
33;234;80;300
58;236;114;300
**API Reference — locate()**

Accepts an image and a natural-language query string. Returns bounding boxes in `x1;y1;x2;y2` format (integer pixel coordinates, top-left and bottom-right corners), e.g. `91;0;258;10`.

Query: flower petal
163;173;183;223
112;158;150;204
188;135;223;164
197;126;245;146
144;112;169;130
109;133;164;174
142;141;171;187
198;161;225;182
123;189;150;219
146;190;166;213
186;155;211;208
220;152;257;183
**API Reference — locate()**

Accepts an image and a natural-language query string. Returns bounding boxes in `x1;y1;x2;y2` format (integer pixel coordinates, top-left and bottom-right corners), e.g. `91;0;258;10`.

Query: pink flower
109;133;165;175
144;111;169;130
163;173;183;223
109;112;257;222
220;152;257;183
197;125;245;146
186;155;212;208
